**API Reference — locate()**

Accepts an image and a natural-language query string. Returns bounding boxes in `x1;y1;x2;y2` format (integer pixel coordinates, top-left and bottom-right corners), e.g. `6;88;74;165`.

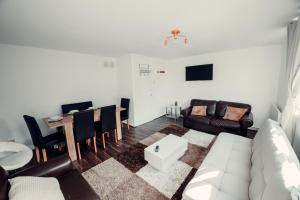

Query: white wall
276;34;288;110
116;54;169;127
0;44;118;145
0;44;284;146
130;54;169;126
167;45;283;127
116;55;135;125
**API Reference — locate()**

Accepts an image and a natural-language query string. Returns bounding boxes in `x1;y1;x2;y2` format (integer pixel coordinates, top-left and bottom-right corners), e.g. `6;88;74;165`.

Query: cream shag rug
83;158;168;200
136;161;192;198
182;130;215;148
82;125;216;200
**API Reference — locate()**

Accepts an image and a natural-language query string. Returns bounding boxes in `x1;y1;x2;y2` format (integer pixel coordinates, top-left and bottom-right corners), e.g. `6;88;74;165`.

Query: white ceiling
0;0;299;59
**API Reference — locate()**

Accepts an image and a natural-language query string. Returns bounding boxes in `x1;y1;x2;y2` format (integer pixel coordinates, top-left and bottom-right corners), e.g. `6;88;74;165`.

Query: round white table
0;142;33;171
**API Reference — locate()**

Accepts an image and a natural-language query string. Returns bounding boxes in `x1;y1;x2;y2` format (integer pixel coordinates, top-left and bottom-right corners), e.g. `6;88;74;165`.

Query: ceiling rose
164;29;188;47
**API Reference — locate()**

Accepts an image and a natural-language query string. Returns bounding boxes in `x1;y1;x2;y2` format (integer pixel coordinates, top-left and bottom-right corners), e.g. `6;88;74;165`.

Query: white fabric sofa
183;119;300;200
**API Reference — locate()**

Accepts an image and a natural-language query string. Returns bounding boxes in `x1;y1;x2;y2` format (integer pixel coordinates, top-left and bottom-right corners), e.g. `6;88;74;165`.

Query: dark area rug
114;143;148;173
159;124;189;136
85;125;217;199
180;143;208;169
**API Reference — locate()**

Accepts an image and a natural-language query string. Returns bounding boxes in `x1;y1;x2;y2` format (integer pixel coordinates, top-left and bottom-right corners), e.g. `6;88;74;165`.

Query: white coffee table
0;142;33;171
144;134;188;172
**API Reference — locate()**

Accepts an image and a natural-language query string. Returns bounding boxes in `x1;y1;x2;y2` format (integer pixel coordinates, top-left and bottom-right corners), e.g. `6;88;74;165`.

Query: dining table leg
64;122;77;161
116;111;122;140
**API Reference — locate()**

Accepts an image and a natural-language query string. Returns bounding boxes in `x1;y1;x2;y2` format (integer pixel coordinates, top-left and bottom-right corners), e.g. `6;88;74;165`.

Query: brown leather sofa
181;99;254;136
0;155;99;200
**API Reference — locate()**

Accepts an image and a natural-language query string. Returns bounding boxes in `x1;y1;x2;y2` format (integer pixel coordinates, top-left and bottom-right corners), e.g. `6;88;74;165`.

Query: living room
0;0;300;200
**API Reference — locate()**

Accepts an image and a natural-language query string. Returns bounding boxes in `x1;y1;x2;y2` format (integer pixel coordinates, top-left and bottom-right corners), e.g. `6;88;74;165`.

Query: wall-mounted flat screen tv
185;64;213;81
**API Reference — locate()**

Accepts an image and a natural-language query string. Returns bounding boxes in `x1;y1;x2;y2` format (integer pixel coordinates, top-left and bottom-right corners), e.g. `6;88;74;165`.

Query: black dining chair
23;115;65;163
60;101;94;135
61;101;93;114
73;110;97;160
95;105;117;148
120;98;130;130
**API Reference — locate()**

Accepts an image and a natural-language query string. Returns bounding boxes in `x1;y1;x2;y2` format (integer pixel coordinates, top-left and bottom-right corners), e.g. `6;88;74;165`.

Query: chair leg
102;134;106;149
35;147;40;163
114;129;118;143
42;148;47;162
76;142;82;160
93;135;97;153
127;119;130;130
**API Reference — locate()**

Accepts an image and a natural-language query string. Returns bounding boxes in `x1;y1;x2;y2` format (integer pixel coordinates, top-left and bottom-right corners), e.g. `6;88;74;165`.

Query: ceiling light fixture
164;29;188;47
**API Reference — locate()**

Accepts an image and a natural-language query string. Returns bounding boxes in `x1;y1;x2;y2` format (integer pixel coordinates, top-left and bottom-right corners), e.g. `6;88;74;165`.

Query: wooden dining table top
43;107;126;129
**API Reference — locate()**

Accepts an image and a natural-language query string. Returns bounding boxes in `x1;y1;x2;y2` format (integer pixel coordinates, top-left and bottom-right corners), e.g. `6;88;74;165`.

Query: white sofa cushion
9;176;65;200
183;132;252;200
249;119;300;200
183;119;300;200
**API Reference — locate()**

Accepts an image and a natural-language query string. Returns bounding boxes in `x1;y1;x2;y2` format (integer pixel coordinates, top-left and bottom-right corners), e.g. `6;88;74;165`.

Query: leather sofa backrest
190;99;217;116
216;101;251;117
12;155;73;178
0;166;9;200
250;119;300;200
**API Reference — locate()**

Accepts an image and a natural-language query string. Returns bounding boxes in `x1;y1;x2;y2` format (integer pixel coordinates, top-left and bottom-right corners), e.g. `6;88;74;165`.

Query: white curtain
280;17;300;143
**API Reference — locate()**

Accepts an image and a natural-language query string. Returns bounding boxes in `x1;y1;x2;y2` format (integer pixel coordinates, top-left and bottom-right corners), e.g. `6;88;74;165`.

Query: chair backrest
23;115;43;147
61;101;93;114
100;105;116;133
120;98;130;119
73;110;95;142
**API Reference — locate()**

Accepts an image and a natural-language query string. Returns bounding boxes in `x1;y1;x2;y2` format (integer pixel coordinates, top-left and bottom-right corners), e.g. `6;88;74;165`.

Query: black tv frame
185;64;213;81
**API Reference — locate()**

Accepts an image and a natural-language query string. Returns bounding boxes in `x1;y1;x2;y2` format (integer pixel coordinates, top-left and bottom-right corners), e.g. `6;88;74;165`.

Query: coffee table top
0;142;33;171
145;134;188;159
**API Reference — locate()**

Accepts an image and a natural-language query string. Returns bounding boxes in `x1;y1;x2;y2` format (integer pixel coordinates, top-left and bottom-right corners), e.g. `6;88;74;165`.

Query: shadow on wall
0;117;33;148
0;118;14;141
293;117;300;160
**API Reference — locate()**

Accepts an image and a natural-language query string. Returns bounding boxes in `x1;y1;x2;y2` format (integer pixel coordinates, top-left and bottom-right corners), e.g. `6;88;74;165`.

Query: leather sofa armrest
240;112;254;129
12;155;73;178
181;107;192;117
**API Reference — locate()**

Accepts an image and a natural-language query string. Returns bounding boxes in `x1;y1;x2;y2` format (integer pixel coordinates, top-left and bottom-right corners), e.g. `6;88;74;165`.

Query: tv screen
185;64;213;81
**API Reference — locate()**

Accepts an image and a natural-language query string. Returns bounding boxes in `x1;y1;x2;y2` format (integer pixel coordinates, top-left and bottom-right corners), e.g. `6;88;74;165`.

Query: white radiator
270;104;282;122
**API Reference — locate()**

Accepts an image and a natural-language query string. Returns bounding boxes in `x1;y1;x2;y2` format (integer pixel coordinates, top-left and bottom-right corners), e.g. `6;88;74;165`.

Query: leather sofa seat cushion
187;115;210;125
0;166;9;200
183;133;252;200
190;99;217;116
210;118;240;129
249;119;300;200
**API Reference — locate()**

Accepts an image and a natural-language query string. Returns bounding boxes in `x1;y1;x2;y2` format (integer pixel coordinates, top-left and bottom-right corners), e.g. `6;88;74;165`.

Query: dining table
43;107;126;161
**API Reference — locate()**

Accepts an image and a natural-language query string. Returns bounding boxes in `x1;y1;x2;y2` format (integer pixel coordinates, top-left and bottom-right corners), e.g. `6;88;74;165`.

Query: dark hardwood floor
74;116;184;172
16;116;257;175
17;116;183;174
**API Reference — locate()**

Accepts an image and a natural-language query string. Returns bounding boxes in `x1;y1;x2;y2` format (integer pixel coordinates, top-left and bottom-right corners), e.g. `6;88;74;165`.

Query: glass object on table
166;105;181;120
